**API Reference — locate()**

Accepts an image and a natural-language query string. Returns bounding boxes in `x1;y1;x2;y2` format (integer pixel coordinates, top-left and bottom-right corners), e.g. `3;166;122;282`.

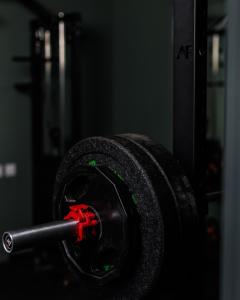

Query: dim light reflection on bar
44;30;51;59
212;34;220;74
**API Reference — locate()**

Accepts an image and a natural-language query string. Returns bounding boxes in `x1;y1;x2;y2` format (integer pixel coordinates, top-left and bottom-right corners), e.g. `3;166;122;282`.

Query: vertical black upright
173;1;207;299
173;0;207;192
30;14;82;225
221;0;240;299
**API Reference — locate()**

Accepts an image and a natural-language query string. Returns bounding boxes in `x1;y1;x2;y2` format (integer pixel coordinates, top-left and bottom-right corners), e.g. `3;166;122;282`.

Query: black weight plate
117;133;199;241
53;134;198;299
116;134;200;295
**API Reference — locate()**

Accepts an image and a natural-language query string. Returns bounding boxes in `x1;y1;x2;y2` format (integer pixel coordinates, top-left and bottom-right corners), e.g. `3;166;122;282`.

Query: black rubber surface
53;134;199;299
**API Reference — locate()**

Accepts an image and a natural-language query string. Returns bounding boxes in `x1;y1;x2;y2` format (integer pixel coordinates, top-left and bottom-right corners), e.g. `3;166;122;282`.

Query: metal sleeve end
2;232;14;254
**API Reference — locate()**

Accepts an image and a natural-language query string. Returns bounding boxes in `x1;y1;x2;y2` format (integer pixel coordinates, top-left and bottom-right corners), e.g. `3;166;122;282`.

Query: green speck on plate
88;160;97;167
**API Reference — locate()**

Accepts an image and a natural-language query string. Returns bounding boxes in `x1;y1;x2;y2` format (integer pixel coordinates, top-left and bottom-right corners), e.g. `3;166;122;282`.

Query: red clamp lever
64;204;99;242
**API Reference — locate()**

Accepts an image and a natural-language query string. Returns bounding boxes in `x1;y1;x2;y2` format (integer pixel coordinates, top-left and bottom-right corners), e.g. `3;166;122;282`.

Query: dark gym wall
113;0;172;148
0;0;172;260
0;2;34;262
39;0;172;147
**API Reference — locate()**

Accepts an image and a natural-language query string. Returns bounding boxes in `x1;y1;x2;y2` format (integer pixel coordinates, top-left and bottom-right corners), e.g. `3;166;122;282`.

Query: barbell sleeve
2;220;78;254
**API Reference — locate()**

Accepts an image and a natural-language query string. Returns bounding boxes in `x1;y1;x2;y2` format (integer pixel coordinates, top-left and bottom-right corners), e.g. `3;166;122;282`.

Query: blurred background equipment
29;11;82;225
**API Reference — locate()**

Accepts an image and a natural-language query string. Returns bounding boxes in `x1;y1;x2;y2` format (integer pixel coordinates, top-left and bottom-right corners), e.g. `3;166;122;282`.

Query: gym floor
0;251;85;300
0;246;219;300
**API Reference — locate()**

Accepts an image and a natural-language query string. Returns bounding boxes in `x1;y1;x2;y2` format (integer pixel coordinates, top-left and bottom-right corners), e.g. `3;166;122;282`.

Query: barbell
2;134;200;299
